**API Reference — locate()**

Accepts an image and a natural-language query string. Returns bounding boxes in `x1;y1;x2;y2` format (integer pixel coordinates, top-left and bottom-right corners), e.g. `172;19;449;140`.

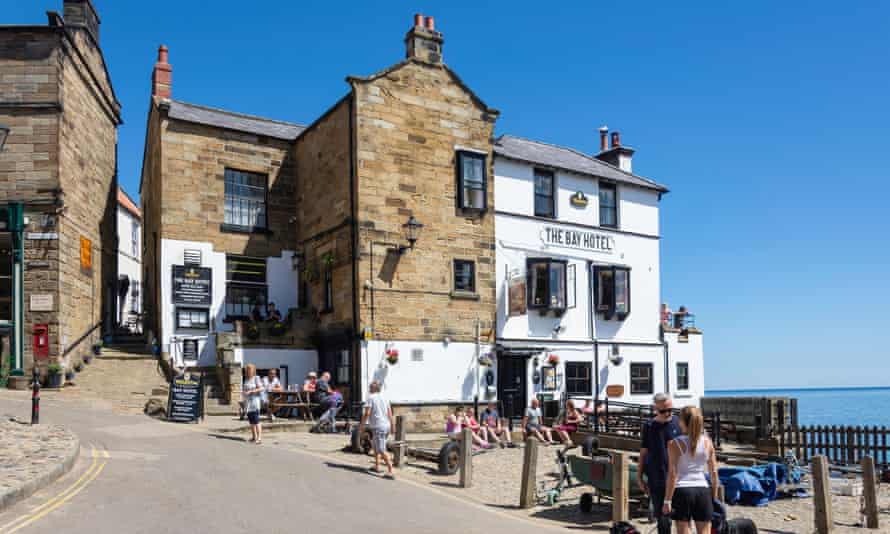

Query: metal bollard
31;368;41;425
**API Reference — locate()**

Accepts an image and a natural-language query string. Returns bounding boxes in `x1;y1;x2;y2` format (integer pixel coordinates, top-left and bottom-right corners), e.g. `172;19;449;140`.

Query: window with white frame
677;362;689;391
224;168;268;231
131;222;139;257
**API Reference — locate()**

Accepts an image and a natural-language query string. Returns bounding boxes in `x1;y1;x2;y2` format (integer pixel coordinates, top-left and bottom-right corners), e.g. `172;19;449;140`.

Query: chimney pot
152;44;172;99
414;13;423;27
610;131;621;148
599;126;609;152
158;45;169;63
425;16;435;31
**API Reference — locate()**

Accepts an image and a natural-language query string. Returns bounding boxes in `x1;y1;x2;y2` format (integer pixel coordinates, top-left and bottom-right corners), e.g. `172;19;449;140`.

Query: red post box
33;324;49;360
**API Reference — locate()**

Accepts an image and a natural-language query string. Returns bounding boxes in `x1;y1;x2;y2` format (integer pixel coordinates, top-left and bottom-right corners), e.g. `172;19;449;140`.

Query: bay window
527;258;567;312
456;150;487;211
594;265;631;320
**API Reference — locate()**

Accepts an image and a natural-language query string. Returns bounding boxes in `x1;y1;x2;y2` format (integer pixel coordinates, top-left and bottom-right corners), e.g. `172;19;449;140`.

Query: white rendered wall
116;206;142;326
360;339;492;404
233;347;318;388
665;331;704;407
159;238;300;367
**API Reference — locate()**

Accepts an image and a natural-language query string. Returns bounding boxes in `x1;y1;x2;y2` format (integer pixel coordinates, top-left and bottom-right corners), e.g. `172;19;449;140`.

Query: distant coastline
706;385;890;394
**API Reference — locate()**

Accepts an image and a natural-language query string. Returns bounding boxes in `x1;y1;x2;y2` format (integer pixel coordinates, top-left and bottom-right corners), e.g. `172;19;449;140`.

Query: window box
527;258;567;315
594;265;631;320
456;151;487;212
630;362;653;395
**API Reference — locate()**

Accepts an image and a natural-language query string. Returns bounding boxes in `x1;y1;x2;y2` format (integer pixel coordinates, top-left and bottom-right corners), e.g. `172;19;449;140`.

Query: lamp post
398;215;423;254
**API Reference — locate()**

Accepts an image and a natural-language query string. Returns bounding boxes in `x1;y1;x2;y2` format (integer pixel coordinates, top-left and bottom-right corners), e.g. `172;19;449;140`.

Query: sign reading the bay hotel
540;226;614;254
172;265;212;306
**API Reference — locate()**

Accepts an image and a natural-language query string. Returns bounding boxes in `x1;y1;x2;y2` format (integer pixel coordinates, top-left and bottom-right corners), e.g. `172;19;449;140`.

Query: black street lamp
0;124;9;151
399;215;423;254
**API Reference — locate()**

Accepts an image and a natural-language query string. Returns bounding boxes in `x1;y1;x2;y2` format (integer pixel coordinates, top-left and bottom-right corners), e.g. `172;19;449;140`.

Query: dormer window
456;150;487;211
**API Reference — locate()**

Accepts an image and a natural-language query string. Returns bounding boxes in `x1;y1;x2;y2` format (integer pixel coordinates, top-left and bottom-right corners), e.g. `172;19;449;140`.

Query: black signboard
172;265;212;306
167;374;204;423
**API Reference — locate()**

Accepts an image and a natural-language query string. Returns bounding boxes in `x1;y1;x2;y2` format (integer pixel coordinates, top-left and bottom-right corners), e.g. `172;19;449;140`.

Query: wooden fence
779;424;890;469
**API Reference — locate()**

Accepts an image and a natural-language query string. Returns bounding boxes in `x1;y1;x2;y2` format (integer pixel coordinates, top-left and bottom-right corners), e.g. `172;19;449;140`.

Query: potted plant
385;348;399;365
47;363;63;388
547;353;560;366
322;251;335;268
245;322;261;340
92;340;103;355
478;353;493;367
269;321;286;337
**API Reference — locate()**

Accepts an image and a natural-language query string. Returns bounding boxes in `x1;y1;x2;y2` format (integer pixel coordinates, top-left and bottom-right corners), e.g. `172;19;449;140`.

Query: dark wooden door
497;354;527;420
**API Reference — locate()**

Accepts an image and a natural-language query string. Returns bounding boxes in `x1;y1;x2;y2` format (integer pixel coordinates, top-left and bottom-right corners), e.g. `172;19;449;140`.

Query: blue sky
6;1;889;389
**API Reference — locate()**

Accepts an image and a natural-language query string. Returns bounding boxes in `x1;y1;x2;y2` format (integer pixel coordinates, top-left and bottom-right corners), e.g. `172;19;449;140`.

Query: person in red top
303;371;317;393
463;407;492;448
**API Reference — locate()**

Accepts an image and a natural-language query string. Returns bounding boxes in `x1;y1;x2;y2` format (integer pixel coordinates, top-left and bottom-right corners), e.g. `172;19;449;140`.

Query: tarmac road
0;391;549;534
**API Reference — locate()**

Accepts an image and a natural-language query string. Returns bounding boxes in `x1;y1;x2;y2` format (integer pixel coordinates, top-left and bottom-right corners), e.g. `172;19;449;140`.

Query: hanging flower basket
547;353;560;366
478;354;493;367
245;322;261;340
385;348;399;365
269;321;286;337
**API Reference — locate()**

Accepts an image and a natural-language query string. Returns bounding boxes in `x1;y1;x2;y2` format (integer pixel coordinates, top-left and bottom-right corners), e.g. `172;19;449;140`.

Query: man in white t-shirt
359;380;394;478
262;369;282;421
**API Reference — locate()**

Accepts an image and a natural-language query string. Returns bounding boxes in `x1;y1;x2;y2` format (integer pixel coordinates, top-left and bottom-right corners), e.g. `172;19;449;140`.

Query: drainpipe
662;330;670;395
474;317;480;419
588;261;599;402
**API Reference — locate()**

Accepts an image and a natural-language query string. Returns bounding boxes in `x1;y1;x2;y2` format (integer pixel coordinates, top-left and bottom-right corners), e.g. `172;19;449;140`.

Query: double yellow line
0;444;109;533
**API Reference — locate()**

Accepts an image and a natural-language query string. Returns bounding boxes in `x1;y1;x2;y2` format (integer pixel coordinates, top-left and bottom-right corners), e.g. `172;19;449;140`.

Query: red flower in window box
385;348;399;365
547;353;560;366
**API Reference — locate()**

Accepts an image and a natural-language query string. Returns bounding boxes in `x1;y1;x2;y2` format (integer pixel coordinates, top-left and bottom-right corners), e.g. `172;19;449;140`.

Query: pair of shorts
555;424;577;433
526;423;542;434
671;487;713;522
246;411;260;425
372;428;388;454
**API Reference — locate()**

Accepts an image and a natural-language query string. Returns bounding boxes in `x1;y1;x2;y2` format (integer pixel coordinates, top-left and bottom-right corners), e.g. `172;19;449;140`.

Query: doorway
497;353;527;421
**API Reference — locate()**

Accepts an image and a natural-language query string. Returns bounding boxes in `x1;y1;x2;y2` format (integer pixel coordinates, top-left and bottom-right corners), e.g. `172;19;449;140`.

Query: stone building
140;15;499;420
0;0;121;385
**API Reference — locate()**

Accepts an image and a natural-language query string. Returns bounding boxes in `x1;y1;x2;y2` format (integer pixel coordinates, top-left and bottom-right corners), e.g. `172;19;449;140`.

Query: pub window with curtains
594;265;630;320
223;168;268;232
225;255;267;320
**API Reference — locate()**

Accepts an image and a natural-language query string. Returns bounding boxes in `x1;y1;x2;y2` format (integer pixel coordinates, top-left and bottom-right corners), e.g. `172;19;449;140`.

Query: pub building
492;130;704;420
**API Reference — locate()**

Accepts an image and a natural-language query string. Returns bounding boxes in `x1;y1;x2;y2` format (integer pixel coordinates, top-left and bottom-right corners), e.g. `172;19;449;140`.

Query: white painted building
492;131;704;419
116;188;142;333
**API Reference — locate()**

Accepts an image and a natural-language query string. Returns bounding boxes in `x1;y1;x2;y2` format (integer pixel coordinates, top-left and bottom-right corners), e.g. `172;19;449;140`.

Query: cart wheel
581;436;599;457
350;427;372;455
580;492;594;513
438;441;461;475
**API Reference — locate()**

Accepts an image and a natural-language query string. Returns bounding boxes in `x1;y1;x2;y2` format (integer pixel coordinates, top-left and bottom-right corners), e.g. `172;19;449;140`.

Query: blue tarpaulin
718;462;801;506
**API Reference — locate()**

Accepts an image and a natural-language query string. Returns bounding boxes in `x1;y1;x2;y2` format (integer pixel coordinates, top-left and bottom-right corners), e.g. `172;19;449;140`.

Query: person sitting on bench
522;398;555;445
553;399;582;448
482;402;513;448
445;407;490;448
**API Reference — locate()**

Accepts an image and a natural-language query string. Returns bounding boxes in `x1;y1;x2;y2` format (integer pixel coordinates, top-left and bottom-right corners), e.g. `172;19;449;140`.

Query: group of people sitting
241;367;343;437
249;302;283;323
445;403;514;449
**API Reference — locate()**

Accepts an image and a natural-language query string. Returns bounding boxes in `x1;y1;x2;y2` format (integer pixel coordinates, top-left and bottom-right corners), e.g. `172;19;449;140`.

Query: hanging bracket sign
172;265;212;306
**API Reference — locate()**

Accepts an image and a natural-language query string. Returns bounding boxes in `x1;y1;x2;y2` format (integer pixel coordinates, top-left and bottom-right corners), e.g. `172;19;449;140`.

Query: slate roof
494;135;669;193
165;100;305;141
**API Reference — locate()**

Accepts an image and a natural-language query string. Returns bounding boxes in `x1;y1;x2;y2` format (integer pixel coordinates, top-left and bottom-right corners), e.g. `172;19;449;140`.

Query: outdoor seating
267;390;316;422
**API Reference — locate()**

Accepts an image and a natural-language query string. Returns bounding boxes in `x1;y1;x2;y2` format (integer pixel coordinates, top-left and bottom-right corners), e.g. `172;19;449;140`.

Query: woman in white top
242;364;264;444
663;406;719;534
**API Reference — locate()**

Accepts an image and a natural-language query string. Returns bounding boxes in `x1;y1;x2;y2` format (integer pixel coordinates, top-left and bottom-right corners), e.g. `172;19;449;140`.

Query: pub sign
172;265;212;306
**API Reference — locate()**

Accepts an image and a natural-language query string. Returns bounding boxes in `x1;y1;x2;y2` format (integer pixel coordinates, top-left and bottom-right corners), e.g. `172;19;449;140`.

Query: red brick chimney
152;45;172;99
599;126;609;152
595;128;635;173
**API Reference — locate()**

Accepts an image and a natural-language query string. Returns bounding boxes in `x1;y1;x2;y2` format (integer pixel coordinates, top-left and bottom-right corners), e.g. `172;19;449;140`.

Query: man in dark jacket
639;393;681;534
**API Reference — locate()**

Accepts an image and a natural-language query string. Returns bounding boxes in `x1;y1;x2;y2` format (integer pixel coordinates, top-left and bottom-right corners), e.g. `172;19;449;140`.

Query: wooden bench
268;391;316;422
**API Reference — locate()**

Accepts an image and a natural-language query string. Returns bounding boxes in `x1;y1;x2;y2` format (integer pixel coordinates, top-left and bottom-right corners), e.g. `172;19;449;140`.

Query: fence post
612;451;630;523
861;456;879;529
846;427;855;465
393;415;406;467
519;437;539;508
812;455;833;534
459;427;473;488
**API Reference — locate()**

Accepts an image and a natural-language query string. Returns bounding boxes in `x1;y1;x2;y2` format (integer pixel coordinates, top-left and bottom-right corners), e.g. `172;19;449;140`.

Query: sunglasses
656;408;673;415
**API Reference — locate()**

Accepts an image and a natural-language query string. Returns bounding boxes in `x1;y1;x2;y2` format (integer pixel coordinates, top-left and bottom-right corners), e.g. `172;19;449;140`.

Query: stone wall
351;61;498;343
140;106;163;340
56;24;119;369
293;98;354;334
158;113;297;257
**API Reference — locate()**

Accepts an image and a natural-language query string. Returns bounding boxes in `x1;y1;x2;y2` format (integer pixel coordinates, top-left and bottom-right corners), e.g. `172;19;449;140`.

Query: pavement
0;418;79;513
0;389;566;534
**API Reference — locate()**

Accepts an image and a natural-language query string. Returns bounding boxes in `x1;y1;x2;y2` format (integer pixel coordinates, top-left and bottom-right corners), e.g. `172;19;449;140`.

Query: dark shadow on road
761;530;796;534
208;433;250;442
430;481;461;489
324;461;389;479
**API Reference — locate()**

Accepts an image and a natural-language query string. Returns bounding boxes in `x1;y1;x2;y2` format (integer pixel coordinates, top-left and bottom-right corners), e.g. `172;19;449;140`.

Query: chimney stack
405;13;444;64
595;127;635;173
152;45;172;99
63;0;100;43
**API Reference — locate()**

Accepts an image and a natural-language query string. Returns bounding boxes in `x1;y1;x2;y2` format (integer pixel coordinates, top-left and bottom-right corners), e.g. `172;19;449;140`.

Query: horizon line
706;385;890;392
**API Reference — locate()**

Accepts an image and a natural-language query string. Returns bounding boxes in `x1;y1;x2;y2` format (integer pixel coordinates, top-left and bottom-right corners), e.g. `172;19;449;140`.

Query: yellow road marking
0;444;108;534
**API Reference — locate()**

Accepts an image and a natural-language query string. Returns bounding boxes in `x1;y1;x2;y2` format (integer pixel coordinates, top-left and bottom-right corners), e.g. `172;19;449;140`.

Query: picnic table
268;390;317;422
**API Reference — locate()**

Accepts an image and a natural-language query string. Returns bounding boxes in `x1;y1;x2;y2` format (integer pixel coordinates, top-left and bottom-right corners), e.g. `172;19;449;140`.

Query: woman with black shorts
663;406;719;534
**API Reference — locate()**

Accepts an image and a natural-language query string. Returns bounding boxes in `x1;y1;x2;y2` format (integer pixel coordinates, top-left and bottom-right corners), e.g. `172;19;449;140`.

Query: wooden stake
459;427;473;488
861;456;879;529
812;455;833;534
519;437;538;508
612;451;630;522
393;415;406;467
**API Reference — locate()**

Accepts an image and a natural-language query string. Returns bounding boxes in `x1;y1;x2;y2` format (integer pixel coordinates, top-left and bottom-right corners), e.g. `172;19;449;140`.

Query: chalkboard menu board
167;374;204;423
172;265;212;306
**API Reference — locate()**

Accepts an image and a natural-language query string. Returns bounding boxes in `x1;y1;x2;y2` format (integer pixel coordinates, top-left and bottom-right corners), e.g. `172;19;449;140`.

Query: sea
705;387;890;428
